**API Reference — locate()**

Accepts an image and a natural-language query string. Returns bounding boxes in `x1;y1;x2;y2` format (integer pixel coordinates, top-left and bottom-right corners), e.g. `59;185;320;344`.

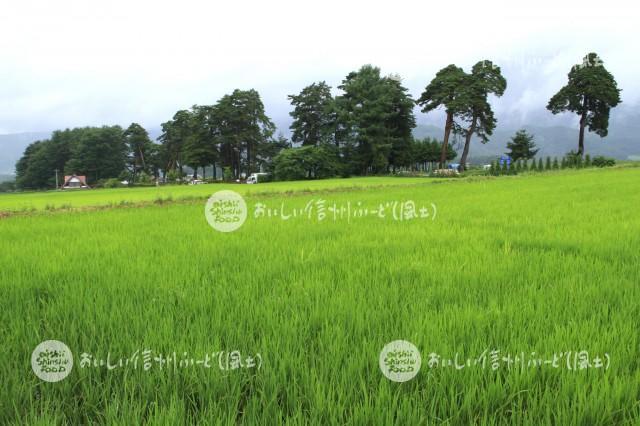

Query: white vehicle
246;173;269;184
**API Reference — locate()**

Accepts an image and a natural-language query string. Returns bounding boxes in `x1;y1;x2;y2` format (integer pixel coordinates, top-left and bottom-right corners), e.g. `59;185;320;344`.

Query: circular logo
31;340;74;382
204;190;247;232
379;340;421;382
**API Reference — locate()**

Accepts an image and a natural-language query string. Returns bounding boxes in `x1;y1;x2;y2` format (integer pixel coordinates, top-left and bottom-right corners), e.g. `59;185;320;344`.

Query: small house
61;175;89;189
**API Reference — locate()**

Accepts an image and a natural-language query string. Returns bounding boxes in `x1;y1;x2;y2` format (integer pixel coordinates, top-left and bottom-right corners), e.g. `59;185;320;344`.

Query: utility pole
55;169;59;189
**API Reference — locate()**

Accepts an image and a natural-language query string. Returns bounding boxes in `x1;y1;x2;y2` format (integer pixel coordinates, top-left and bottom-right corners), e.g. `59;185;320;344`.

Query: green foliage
506;129;538;161
553;157;559;169
417;65;468;116
564;151;581;168
335;65;416;175
166;169;184;183
123;123;154;180
487;159;517;176
0;180;16;192
16;126;127;189
64;126;126;184
288;81;336;146
222;167;234;182
273;145;340;181
182;106;219;180
159;90;277;181
457;60;507;168
592;156;616;167
100;178;123;189
547;53;621;155
409;137;456;171
417;64;468;167
584;154;592;167
545;157;551;170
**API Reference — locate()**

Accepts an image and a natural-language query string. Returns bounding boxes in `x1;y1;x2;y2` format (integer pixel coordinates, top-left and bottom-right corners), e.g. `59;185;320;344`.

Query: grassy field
0;176;433;213
1;167;639;424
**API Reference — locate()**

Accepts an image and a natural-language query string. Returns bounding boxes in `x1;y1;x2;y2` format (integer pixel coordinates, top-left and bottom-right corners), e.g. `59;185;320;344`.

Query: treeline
15;126;133;189
15;65;454;189
14;53;621;189
490;154;616;176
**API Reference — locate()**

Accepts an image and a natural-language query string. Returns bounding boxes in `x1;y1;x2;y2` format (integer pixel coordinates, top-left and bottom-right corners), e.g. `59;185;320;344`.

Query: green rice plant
1;168;639;423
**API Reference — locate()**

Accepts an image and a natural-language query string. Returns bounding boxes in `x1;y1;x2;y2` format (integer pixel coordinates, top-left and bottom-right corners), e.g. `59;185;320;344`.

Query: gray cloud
0;0;637;134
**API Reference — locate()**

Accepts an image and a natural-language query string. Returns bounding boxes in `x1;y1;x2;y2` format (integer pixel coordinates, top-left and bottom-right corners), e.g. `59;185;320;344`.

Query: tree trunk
578;110;586;156
439;112;453;169
246;142;251;176
460;116;477;171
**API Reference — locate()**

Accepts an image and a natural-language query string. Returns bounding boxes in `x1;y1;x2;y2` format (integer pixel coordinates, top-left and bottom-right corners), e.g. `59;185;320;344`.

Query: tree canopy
335;65;416;175
505;129;538;161
547;52;621;156
416;65;468;168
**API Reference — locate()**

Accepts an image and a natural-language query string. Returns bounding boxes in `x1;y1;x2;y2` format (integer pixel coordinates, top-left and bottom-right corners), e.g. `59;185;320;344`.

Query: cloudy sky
0;0;637;134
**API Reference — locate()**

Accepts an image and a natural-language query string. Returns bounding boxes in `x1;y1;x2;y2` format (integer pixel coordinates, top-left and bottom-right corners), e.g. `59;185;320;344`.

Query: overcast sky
0;0;638;134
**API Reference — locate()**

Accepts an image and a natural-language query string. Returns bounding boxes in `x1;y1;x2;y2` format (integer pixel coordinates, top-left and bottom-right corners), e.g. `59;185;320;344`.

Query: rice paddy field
1;166;639;424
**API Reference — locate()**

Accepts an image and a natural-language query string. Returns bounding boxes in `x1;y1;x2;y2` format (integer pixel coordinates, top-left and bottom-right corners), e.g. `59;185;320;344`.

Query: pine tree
530;158;537;171
552;157;559;169
417;65;467;168
538;158;543;170
545;157;551;170
505;129;538;162
547;53;621;156
288;81;336;146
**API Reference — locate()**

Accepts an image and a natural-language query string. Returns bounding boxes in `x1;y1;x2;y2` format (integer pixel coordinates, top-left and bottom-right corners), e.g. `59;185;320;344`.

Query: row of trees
260;52;620;177
16;126;133;189
272;137;456;181
158;89;286;181
490;153;615;176
284;61;505;174
14;53;621;189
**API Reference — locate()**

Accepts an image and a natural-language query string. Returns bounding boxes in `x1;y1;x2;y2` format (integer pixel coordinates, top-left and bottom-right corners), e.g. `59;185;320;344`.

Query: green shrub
592;156;616;167
102;178;122;189
166;170;185;183
565;151;581;168
273;145;339;181
223;167;234;182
